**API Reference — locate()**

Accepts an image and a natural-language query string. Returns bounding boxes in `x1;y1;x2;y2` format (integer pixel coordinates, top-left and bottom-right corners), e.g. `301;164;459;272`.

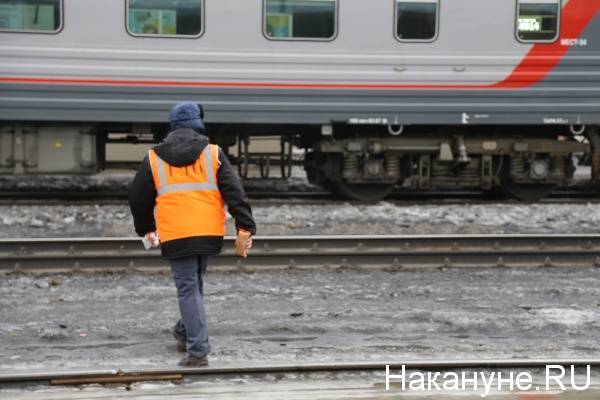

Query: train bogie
304;126;588;201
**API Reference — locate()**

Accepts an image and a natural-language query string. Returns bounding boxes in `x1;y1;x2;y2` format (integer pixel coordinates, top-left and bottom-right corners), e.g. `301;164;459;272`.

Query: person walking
128;102;256;367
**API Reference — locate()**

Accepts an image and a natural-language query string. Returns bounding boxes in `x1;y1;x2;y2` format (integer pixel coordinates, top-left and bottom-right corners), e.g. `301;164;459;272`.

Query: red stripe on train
0;0;598;91
494;0;600;88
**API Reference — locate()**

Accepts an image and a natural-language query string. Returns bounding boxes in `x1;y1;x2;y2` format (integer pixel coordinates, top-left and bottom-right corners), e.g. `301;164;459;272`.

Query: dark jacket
128;128;256;259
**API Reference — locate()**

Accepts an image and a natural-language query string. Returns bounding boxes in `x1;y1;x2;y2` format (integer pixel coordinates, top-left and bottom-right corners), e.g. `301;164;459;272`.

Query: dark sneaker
178;355;209;367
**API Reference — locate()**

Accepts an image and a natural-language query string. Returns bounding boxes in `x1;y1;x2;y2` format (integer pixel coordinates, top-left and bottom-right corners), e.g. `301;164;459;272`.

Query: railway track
1;188;600;206
1;234;599;273
1;359;598;386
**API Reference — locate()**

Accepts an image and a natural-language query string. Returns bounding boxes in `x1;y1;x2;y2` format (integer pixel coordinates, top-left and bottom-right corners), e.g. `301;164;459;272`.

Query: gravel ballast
0;202;599;238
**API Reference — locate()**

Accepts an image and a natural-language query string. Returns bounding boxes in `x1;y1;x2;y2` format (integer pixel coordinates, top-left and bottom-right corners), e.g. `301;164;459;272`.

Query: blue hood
169;102;205;134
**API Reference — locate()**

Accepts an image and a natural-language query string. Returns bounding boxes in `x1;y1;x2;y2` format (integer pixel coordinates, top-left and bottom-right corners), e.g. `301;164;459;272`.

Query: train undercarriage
304;129;592;201
0;122;597;201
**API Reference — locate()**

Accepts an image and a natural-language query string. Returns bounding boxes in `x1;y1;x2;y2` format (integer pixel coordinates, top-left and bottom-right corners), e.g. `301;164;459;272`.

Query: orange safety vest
148;144;225;243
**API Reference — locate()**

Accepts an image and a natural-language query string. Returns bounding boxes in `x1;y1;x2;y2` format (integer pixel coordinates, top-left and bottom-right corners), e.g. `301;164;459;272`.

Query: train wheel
500;156;556;201
500;175;555;202
332;179;395;202
307;152;396;201
501;180;555;201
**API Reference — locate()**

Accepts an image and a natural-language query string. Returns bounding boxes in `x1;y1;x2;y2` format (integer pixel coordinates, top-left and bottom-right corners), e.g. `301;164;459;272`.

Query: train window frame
262;0;339;42
125;0;205;39
0;0;64;34
394;0;440;43
515;0;561;44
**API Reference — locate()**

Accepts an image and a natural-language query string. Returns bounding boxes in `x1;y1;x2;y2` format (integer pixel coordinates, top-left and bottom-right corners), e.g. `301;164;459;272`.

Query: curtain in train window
265;0;337;40
517;0;560;42
128;0;202;37
0;0;61;32
396;0;438;41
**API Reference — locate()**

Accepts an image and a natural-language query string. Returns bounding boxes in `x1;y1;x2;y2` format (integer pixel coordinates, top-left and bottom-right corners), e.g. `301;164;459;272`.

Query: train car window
0;0;62;33
395;0;439;42
127;0;203;37
516;0;560;42
264;0;337;40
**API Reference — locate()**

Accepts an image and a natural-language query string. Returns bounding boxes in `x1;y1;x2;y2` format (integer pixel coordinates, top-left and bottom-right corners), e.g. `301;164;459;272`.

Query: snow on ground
0;267;599;373
0;201;599;238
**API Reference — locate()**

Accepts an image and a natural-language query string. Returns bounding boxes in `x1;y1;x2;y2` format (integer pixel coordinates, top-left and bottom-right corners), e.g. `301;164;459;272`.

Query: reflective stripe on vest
152;146;218;195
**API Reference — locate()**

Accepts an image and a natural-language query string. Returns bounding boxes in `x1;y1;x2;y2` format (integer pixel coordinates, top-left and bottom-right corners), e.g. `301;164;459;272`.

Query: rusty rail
0;359;599;385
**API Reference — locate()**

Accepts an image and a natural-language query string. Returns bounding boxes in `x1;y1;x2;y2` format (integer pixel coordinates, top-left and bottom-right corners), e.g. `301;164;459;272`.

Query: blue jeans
170;255;210;358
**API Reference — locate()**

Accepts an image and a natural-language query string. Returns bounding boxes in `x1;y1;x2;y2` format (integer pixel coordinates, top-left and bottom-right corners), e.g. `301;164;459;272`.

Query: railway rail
1;359;598;386
1;188;600;206
1;234;600;273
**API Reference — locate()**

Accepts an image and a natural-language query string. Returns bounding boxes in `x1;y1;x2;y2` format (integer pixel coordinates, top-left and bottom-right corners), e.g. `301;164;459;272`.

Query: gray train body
0;0;599;200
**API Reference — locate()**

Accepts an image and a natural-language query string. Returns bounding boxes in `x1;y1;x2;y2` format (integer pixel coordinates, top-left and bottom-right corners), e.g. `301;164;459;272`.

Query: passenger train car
1;0;599;200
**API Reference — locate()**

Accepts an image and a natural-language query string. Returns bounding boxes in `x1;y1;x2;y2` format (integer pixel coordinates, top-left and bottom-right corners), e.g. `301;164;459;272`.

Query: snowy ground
1;267;599;374
1;201;600;238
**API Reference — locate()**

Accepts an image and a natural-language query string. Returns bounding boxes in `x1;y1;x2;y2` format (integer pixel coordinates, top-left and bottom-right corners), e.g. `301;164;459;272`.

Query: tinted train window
264;0;337;40
396;0;439;41
517;1;560;42
127;0;203;37
0;0;61;32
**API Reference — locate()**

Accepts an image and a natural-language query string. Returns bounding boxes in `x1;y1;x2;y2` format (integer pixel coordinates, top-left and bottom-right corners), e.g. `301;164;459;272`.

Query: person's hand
235;229;252;258
144;231;160;248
